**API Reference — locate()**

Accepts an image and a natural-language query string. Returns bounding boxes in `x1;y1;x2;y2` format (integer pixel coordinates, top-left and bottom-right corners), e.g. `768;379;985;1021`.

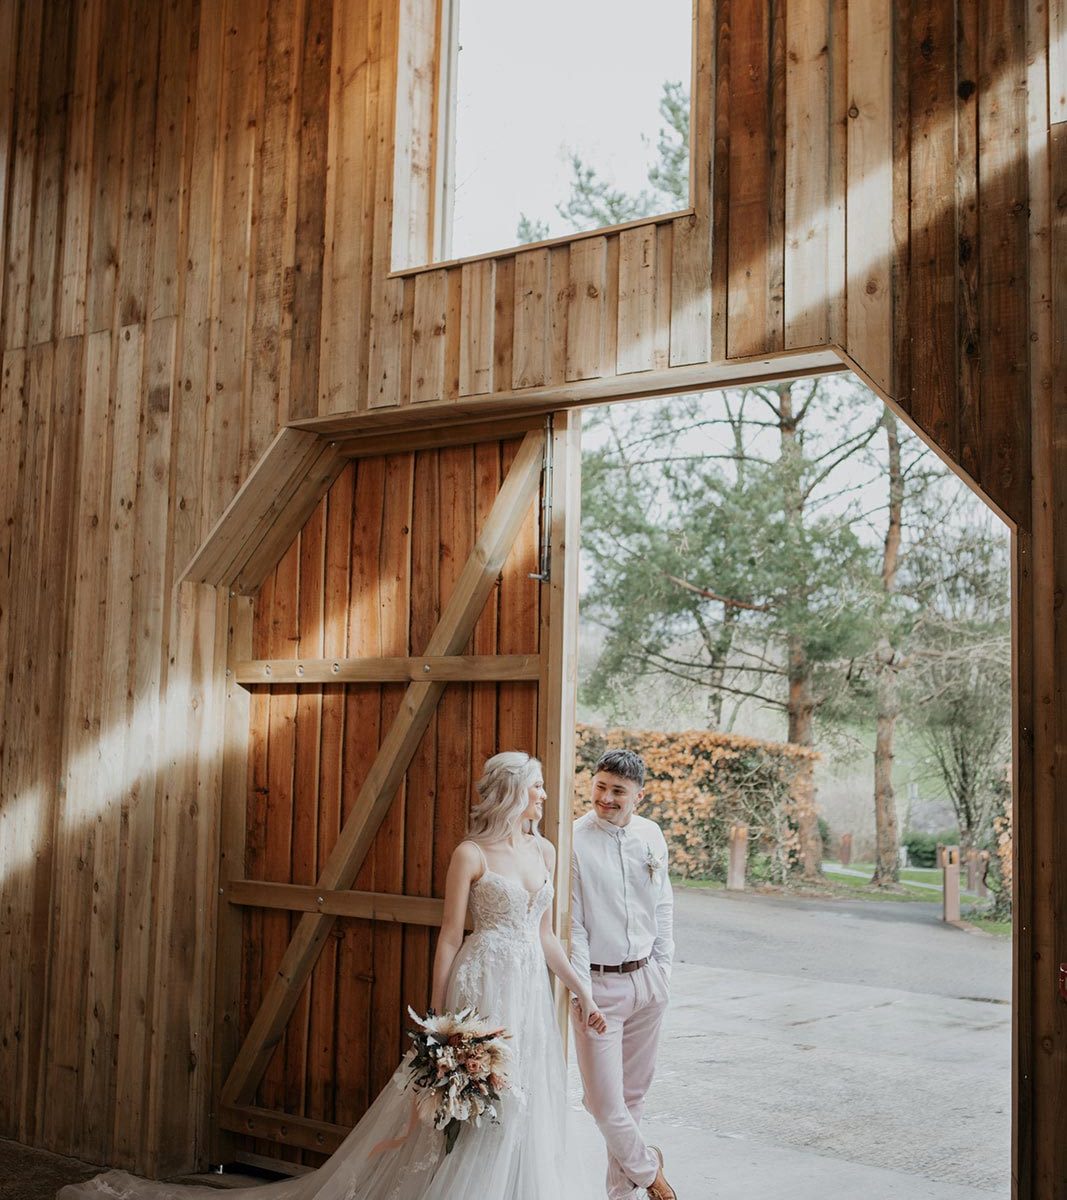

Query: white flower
644;842;664;883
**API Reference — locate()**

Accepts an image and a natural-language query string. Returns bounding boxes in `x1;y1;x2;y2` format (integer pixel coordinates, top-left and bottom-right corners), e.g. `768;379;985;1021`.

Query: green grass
960;908;1013;937
827;860;945;883
670;874;725;891
823;861;981;899
899;866;944;884
673;865;999;913
674;869;939;903
967;917;1012;937
819;867;941;902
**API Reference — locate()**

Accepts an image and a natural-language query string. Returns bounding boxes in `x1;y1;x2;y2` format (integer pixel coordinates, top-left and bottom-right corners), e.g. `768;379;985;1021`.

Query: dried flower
400;1007;512;1155
644;843;664;883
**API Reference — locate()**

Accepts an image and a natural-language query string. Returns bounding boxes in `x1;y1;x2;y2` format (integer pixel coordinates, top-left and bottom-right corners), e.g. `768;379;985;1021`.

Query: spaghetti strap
532;830;552;874
463;838;489;877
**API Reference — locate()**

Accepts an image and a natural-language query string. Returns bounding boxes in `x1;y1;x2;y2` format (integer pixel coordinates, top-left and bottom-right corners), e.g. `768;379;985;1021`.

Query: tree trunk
788;634;822;879
871;642;901;884
871;411;903;885
778;384;823;880
705;606;739;728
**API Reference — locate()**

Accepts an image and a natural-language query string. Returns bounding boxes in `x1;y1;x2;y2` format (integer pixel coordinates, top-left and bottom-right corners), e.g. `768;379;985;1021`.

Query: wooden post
538;410;582;1034
940;844;961;923
727;823;748;891
838;833;853;866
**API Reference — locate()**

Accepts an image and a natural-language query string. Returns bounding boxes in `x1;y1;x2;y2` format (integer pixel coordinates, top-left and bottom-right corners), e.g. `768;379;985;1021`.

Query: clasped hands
571;994;608;1034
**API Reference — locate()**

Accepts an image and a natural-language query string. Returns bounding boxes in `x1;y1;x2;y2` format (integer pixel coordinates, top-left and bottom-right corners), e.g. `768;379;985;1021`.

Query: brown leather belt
590;957;649;974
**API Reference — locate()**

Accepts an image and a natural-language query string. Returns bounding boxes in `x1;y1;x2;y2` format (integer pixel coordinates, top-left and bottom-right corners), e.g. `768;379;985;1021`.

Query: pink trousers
572;961;670;1199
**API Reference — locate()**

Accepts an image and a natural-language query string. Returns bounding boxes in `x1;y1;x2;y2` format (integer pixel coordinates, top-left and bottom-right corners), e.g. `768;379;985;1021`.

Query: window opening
437;0;694;264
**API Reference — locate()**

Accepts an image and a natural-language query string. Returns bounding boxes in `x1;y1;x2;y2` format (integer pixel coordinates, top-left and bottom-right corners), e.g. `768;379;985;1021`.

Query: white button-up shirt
569;810;675;992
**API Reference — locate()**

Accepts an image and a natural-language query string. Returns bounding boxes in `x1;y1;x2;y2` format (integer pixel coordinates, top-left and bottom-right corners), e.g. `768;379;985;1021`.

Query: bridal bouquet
402;1007;512;1154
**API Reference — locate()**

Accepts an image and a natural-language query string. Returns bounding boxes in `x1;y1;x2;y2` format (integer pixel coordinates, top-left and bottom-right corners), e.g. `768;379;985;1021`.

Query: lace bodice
468;869;553;938
446;867;555;1110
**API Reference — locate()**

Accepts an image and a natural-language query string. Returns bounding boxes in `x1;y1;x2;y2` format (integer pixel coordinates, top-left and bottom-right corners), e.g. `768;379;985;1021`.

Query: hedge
574;724;819;881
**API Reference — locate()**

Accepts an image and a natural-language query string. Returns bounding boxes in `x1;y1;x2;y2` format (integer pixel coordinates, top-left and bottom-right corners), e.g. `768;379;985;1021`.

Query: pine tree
581;380;884;879
516;81;689;242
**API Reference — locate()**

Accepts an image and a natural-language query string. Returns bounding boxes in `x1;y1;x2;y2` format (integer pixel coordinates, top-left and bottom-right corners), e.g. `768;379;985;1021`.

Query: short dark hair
594;748;645;788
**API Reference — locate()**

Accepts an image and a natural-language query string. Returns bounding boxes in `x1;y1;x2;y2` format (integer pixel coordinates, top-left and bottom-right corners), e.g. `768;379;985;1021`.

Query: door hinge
529;415;554;582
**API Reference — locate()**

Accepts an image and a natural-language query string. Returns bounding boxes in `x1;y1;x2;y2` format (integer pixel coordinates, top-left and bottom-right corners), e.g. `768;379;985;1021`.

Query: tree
870;411;904;885
515;214;549;244
903;522;1012;850
581;380;884;879
517;81;690;242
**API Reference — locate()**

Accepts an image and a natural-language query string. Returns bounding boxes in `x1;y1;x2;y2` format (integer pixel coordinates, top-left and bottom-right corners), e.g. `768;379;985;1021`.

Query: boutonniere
644;843;663;883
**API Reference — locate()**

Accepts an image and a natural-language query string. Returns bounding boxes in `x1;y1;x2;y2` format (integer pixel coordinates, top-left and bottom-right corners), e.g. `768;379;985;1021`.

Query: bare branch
663;573;771;613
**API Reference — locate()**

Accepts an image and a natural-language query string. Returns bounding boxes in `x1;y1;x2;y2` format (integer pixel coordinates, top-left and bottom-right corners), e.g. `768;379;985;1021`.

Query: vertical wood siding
0;0;1056;1182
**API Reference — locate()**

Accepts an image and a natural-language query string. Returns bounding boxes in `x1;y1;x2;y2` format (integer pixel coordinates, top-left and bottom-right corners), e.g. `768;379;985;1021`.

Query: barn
0;0;1063;1194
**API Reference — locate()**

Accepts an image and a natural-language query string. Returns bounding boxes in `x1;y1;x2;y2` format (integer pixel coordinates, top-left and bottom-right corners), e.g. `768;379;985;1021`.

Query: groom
570;749;677;1200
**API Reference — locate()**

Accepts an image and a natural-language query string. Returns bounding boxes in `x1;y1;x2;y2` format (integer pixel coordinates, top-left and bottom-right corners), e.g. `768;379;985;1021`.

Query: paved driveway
567;887;1011;1198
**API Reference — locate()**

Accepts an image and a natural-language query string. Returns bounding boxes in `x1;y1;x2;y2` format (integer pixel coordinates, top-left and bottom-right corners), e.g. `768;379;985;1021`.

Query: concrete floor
569;887;1011;1198
3;887;1011;1200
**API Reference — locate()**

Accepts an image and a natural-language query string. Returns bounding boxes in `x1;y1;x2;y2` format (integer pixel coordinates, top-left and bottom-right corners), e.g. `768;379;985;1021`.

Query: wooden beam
538;410;583;1037
220;429;545;1108
335;414;543;458
233;1151;312;1179
234;443;348;595
183;432;319;586
289;347;848;437
234;653;541;685
218;1104;347;1155
181;428;346;589
226;880;446;926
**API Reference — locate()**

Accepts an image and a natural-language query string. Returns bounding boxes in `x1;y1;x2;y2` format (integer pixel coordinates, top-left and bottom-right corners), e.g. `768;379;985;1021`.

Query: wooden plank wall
0;0;1060;1184
236;443;539;1165
0;0;335;1174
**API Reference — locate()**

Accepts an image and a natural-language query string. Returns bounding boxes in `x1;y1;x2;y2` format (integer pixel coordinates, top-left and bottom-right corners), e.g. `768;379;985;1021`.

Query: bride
60;751;606;1200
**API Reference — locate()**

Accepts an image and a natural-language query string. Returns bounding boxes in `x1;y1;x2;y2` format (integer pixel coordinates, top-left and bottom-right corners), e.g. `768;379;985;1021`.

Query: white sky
450;0;692;258
578;377;1012;590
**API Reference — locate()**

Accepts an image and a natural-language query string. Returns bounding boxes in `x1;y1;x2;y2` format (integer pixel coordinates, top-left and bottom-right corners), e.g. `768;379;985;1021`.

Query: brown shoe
646;1146;676;1200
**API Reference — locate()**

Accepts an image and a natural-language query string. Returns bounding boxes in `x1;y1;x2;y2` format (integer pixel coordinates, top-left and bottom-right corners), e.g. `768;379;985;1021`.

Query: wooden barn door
212;414;580;1168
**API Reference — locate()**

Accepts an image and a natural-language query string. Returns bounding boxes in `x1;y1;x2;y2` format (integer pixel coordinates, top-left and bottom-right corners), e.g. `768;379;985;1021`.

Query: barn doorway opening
570;372;1013;1197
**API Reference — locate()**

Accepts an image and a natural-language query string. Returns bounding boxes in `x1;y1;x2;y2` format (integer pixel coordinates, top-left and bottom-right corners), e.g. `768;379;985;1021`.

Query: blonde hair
468;751;542;844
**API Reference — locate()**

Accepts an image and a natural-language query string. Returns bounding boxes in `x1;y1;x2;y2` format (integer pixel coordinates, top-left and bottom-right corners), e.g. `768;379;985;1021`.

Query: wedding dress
60;858;587;1200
